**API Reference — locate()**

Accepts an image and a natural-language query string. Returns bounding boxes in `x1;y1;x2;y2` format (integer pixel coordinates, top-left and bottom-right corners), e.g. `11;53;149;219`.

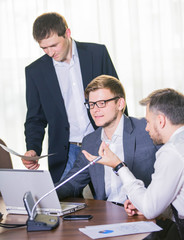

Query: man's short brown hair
85;75;126;112
33;12;68;42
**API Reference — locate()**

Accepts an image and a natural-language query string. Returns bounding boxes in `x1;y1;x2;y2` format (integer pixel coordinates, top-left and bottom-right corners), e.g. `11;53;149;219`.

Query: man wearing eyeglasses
56;75;158;205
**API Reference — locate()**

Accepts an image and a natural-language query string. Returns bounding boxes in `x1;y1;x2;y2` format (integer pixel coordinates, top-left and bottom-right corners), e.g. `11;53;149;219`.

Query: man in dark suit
22;13;120;183
56;75;158;204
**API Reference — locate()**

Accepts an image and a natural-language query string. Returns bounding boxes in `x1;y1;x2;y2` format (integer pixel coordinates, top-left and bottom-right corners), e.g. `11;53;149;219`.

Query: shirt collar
101;115;124;143
169;126;184;141
53;39;77;67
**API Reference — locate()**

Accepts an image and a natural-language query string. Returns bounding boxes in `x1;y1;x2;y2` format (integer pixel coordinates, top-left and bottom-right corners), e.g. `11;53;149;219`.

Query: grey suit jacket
56;115;158;200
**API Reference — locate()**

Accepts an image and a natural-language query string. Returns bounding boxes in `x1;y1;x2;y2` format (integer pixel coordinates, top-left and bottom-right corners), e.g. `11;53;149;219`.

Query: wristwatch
113;162;127;176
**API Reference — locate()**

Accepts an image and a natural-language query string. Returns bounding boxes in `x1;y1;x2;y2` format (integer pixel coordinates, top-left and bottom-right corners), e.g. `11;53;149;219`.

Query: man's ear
65;28;71;38
118;98;126;111
157;114;166;129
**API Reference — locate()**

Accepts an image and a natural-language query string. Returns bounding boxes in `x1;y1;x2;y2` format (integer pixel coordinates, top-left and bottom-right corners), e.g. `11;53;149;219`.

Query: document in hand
79;221;162;239
0;143;55;161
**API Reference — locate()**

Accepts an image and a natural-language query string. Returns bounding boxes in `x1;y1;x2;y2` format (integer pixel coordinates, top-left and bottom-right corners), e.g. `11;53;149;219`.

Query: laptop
0;169;86;216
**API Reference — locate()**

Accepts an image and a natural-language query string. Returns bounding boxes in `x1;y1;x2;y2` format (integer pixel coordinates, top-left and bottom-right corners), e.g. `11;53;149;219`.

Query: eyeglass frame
84;96;120;110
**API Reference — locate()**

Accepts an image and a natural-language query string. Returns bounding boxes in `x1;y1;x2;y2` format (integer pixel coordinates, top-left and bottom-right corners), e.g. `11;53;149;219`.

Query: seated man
84;88;184;239
56;74;158;206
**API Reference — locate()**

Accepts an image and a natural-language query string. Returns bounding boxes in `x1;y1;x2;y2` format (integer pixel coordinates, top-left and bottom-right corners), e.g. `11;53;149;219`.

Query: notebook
0;169;86;216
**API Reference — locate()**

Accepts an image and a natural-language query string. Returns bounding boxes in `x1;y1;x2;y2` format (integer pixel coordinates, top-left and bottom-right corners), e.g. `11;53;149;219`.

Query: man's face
88;89;123;129
39;32;71;62
145;106;163;145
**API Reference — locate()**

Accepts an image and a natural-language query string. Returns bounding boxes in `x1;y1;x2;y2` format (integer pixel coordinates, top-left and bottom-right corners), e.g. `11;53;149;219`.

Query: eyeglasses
84;96;120;110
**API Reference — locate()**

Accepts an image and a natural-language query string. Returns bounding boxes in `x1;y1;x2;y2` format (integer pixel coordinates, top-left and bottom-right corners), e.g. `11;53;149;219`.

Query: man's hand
82;141;121;168
21;150;40;170
124;199;143;216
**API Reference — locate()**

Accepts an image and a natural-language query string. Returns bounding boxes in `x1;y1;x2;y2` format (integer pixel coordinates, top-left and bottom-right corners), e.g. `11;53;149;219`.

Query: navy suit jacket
56;115;158;200
24;41;118;182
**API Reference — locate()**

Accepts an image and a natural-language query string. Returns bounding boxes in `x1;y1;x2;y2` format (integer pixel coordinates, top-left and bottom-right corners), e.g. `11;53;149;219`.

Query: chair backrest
0;139;13;169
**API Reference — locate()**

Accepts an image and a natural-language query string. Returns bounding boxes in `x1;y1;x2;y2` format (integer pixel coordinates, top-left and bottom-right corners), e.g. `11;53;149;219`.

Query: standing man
56;75;158;205
22;12;120;183
86;88;184;239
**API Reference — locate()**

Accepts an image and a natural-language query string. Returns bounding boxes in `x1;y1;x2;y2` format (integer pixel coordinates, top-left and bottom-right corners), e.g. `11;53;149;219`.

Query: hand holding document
0;143;55;161
79;221;162;239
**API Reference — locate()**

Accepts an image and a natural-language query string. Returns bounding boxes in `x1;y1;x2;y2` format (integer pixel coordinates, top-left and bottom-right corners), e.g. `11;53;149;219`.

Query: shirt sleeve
118;145;184;219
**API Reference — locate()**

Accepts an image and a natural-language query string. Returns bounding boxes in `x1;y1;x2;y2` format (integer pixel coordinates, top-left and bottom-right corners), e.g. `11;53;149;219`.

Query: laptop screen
0;169;86;216
0;169;62;214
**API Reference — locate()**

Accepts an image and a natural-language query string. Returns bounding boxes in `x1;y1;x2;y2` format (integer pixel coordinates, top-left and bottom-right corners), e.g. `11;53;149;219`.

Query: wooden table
0;198;152;240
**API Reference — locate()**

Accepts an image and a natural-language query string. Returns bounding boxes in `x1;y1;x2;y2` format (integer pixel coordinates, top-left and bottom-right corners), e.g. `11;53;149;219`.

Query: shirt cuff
118;166;136;184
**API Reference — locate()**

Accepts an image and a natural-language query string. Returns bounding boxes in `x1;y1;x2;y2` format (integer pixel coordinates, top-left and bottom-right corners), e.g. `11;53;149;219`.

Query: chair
0;139;13;197
0;139;13;169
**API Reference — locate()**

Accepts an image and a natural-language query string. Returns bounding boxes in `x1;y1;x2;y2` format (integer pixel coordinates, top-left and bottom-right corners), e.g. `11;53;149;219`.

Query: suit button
64;146;67;150
65;127;69;131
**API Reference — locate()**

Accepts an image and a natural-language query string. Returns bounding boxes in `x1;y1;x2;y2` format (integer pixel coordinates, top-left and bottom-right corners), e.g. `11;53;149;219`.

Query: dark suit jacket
56;115;158;200
24;41;118;182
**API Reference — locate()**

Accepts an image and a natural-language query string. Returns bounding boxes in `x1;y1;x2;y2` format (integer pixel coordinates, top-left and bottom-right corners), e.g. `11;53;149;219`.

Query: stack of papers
79;221;162;239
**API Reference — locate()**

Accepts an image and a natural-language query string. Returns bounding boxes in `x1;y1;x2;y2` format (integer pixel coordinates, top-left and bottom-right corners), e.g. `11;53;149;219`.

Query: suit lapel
123;115;135;170
76;41;93;89
76;41;98;128
89;128;106;199
94;130;106;199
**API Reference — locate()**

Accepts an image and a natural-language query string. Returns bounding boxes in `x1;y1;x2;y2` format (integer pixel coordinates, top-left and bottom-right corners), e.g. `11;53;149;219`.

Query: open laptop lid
0;169;86;216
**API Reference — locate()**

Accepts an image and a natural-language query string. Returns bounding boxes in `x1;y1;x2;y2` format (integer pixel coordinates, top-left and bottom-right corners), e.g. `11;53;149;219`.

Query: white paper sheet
0;143;55;161
79;221;162;239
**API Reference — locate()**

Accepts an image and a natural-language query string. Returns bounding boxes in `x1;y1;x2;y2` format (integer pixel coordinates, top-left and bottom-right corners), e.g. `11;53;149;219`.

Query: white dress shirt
101;115;127;204
53;40;94;143
118;126;184;220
